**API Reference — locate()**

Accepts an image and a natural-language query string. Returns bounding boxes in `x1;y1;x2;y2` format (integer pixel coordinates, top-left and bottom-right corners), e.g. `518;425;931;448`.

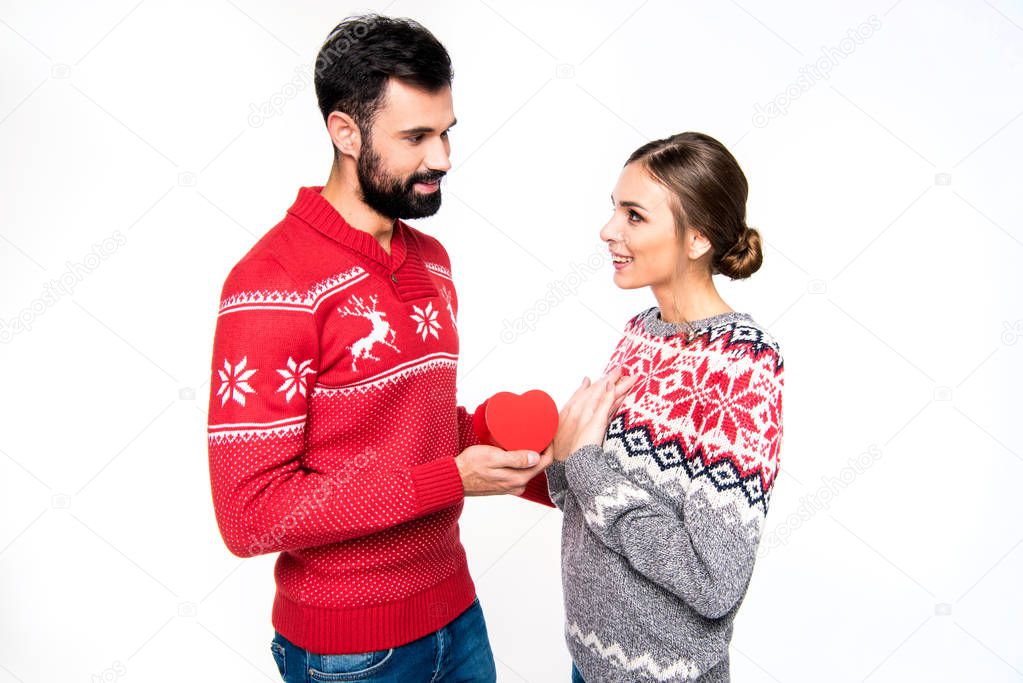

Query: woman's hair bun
714;224;763;280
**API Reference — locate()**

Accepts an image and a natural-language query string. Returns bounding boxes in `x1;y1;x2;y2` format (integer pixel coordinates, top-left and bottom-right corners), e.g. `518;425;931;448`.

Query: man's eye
441;130;450;138
407;135;424;144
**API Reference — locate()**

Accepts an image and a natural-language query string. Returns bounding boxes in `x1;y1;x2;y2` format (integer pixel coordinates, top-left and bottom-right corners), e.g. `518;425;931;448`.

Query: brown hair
626;132;762;334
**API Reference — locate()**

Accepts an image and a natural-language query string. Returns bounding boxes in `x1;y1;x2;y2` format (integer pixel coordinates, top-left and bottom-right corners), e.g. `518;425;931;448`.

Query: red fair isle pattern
218;265;370;315
603;310;784;510
205;188;484;654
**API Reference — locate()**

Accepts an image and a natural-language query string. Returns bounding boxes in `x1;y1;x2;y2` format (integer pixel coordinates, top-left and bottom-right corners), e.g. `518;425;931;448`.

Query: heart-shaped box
472;390;559;453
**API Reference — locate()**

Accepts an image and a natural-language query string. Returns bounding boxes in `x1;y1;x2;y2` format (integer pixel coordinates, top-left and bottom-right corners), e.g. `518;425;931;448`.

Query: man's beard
357;139;445;220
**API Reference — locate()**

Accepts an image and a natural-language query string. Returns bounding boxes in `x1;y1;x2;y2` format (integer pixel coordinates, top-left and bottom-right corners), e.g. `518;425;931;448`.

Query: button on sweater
206;185;545;654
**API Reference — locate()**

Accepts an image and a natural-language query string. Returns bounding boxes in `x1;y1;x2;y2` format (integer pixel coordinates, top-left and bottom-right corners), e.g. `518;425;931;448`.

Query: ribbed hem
519;471;555;507
272;560;476;653
410;456;465;514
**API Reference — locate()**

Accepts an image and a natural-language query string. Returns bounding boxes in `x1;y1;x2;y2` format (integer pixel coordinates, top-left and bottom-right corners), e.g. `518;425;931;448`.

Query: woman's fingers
583;376;615;423
575;378;608;418
601;367;634;405
556;366;638;455
608;391;629;419
600;366;623;387
597;376;618;415
574;377;619;447
614;373;639;400
561;375;592;417
562;366;634;424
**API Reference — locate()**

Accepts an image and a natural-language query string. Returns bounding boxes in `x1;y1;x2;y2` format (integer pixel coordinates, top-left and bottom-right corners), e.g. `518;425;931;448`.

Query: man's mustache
406;170;446;188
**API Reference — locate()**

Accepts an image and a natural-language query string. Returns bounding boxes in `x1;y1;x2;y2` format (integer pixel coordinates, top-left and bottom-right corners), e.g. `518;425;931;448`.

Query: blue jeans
571;662;586;683
270;596;497;682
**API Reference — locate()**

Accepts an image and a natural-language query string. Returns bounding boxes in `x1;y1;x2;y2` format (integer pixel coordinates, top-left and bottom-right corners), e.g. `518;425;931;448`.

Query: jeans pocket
270;641;286;679
308;648;394;681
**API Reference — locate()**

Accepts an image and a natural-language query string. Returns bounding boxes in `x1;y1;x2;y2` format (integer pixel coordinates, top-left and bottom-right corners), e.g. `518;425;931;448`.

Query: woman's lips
611;253;634;270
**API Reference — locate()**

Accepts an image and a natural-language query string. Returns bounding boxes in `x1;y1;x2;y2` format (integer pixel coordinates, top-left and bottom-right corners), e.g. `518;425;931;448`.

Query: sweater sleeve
563;354;783;619
520;470;555;507
456;404;482;452
546;460;570;510
207;256;465;558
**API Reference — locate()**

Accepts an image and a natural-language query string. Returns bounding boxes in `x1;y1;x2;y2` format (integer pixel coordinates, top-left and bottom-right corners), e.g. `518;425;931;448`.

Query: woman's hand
547;366;639;462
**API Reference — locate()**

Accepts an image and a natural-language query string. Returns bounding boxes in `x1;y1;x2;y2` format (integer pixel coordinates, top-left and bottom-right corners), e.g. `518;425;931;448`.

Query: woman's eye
628;210;642;223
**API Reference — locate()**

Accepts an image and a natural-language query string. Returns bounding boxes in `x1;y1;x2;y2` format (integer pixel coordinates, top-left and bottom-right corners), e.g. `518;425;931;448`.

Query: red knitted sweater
206;185;550;654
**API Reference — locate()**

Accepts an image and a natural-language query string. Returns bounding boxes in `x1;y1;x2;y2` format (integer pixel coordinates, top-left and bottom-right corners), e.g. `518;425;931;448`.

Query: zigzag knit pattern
566;621;700;681
551;305;784;682
606;307;783;491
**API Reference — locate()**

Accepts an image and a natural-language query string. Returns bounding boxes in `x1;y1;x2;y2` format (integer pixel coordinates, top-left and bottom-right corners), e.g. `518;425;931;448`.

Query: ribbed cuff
411;456;465;515
564;444;610;496
546;460;569;499
518;471;555;507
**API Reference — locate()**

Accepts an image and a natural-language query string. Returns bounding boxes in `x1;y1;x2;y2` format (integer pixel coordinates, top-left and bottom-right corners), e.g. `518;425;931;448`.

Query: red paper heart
473;390;559;453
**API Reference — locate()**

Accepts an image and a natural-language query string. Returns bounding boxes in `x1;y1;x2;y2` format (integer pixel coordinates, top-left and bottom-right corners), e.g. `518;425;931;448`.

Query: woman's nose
599;218;617;243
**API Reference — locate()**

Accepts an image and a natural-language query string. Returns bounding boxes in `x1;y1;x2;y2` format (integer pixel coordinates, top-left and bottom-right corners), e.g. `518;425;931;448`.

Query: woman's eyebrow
611;194;648;211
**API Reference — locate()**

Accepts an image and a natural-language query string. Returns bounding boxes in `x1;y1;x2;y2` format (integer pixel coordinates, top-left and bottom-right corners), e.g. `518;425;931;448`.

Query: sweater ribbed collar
287;185;407;270
286;185;437;301
640;305;753;340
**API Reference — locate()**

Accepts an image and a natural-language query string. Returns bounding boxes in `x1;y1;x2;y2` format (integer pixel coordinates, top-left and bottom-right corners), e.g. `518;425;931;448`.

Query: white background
2;1;1021;681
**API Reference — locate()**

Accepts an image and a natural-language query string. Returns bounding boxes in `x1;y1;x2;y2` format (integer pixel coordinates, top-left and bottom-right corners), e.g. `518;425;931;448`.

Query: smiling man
205;15;553;682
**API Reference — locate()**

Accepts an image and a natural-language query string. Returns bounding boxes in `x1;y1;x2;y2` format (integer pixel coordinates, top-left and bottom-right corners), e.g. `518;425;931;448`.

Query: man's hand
455;444;554;497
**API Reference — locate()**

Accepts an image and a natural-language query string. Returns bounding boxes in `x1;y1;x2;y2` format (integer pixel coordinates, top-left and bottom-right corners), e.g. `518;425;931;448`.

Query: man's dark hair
314;15;453;159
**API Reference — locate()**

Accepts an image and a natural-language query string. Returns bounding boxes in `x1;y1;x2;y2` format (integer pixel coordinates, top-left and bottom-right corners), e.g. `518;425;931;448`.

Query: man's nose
425;138;452;173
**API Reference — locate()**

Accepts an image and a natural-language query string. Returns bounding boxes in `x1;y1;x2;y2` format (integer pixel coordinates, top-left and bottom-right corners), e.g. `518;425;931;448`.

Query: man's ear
326;111;362;160
686;227;714;261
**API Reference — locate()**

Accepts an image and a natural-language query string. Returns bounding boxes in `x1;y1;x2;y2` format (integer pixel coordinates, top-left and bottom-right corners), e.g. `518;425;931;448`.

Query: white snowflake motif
410;301;442;340
217;356;258;407
275;357;316;402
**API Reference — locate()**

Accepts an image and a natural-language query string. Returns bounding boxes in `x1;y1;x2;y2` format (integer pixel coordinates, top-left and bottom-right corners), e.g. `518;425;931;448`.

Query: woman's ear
685;227;714;261
326;111;363;159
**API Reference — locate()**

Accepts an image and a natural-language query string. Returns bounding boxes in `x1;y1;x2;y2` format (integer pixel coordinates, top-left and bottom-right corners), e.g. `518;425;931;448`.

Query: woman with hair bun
543;132;785;682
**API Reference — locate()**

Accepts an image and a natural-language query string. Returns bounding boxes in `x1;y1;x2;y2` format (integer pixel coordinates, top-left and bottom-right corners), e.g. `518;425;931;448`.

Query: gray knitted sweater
547;306;784;682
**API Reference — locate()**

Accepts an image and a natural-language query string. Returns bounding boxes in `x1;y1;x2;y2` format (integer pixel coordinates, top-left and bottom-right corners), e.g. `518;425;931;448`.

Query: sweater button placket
390;273;398;282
